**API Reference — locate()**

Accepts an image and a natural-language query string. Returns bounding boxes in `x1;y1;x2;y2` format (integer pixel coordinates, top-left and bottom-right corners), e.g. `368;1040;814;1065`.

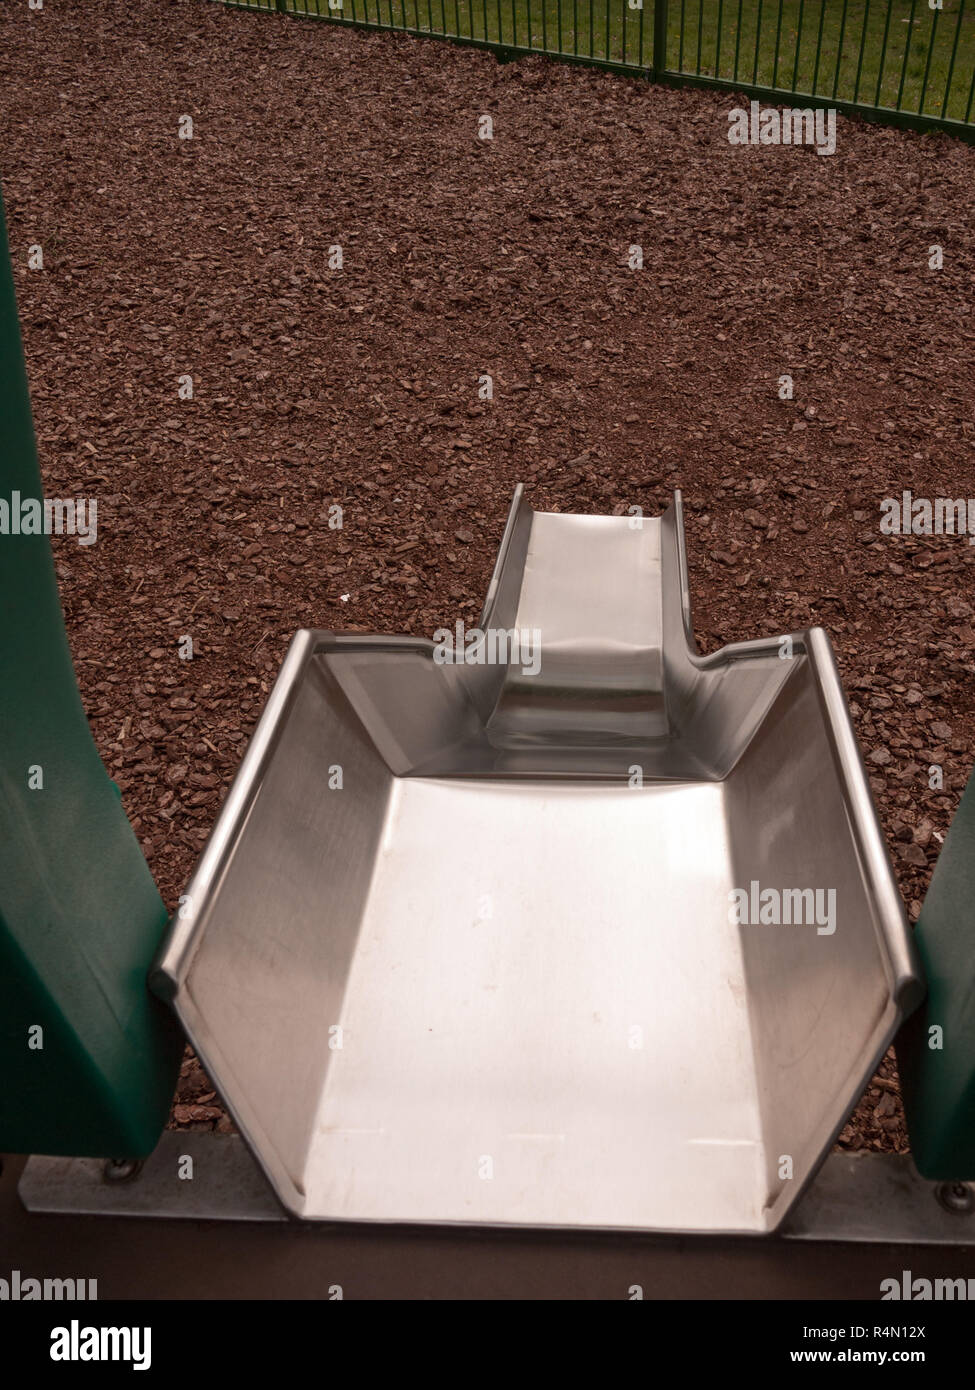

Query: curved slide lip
150;491;924;1234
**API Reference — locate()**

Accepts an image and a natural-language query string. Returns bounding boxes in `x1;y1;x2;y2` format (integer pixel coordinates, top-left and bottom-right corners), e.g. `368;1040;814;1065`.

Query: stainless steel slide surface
152;491;922;1233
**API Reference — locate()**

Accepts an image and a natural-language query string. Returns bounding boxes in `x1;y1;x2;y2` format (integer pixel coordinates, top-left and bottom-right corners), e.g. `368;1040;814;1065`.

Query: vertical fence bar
574;0;579;55
966;60;975;121
895;0;918;110
874;0;895;107
623;0;628;63
557;0;563;51
679;0;686;71
941;0;966;119
791;0;806;92
853;0;870;103
811;0;826;94
752;0;763;83
832;0;849;100
772;0;785;88
716;0;724;76
918;4;940;113
696;0;704;73
496;0;502;40
732;0;743;81
604;0;610;59
542;0;547;51
589;0;594;56
638;0;644;67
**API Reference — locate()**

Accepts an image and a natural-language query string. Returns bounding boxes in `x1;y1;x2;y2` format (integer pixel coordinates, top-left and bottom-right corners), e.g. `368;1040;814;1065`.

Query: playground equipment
1;187;973;1272
0;192;183;1161
152;492;922;1233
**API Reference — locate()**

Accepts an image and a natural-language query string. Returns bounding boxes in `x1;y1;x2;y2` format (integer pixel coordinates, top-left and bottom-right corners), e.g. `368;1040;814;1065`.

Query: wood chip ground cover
2;0;974;1154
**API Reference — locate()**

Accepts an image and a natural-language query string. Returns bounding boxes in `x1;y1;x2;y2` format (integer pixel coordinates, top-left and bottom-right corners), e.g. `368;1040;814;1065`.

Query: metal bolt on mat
935;1181;975;1216
103;1158;142;1184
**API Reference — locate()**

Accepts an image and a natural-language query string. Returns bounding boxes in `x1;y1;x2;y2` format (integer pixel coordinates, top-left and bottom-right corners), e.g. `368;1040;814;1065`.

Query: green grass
227;0;975;124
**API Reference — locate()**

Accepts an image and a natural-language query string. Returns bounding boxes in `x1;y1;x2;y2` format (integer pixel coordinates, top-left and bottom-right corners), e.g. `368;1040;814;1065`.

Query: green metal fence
221;0;975;138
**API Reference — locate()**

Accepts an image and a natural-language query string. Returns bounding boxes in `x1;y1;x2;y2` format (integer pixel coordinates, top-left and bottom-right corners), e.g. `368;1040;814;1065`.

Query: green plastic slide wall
898;766;975;1182
0;187;182;1158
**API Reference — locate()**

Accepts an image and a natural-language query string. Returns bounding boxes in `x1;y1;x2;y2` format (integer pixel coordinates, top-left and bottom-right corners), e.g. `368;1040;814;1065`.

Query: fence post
652;0;668;77
276;0;289;13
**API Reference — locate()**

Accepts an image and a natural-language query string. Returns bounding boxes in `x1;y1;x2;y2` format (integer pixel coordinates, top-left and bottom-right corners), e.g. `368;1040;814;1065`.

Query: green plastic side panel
0;188;183;1157
898;766;975;1181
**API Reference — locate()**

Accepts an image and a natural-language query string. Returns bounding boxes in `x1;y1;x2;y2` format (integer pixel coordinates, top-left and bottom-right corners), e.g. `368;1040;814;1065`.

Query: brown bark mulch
2;0;974;1156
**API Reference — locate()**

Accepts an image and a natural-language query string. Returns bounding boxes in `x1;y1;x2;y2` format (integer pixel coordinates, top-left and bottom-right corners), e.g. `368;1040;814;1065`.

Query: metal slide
0;181;972;1251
